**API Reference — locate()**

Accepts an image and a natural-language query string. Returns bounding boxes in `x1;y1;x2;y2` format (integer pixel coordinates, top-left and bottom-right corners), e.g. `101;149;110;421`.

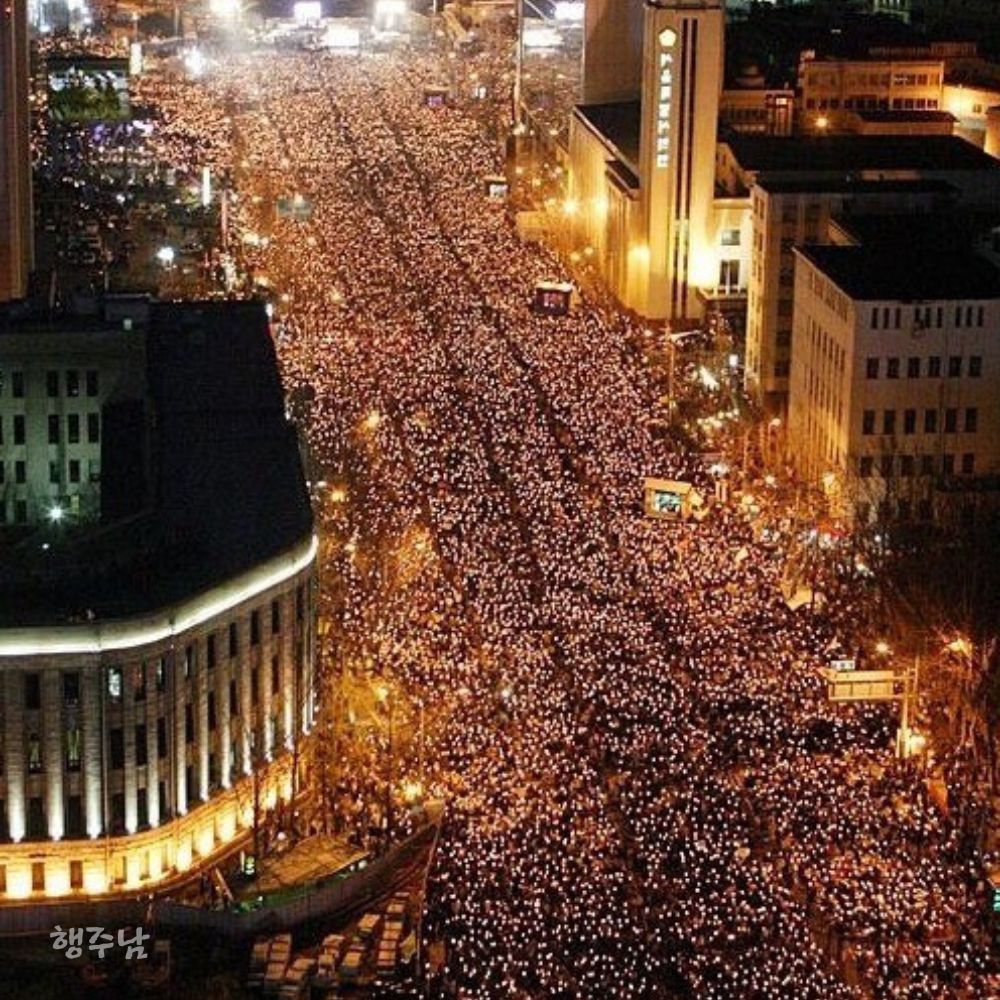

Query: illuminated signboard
644;478;694;521
656;28;676;169
652;490;682;515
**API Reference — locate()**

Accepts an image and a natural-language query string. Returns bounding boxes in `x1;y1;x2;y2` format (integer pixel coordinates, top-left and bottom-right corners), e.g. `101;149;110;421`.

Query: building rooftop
797;244;1000;302
833;210;1000;252
755;177;956;196
0;300;313;627
574;101;641;171
726;134;1000;174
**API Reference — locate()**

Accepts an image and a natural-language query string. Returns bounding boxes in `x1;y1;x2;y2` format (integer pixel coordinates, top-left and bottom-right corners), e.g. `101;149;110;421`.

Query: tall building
582;0;643;105
0;0;33;302
567;0;725;322
0;300;317;900
638;1;725;321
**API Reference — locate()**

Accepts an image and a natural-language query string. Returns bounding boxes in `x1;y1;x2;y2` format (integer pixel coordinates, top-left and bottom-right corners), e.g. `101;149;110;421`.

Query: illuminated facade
0;0;33;302
0;300;317;900
798;54;944;130
0;540;316;899
568;0;726;322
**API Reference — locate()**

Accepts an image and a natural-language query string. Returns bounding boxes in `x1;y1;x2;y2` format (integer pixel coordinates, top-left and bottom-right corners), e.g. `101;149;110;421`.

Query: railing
0;823;438;940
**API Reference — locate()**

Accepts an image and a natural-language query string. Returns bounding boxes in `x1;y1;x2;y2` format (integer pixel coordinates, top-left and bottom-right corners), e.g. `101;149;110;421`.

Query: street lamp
374;683;394;848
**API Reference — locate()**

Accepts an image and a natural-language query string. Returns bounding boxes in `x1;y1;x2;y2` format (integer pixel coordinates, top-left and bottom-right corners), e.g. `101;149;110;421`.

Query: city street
51;18;1000;1000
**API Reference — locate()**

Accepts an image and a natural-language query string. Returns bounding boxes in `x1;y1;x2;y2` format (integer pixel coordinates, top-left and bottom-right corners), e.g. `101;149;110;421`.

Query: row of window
44;370;100;398
871;304;987;331
804;96;941;111
103;596;300;702
1;781;170;842
0;412;101;446
46;413;101;445
858;452;976;477
0;369;99;399
865;355;983;379
20;657;292;775
46;460;100;486
862;407;979;435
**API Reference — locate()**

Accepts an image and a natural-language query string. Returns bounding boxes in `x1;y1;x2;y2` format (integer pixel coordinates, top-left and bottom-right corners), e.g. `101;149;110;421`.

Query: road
139;28;999;1000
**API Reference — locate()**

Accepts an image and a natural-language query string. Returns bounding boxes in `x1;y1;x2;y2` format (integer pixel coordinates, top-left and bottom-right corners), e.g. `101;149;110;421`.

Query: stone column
196;643;209;802
123;664;137;833
239;613;253;776
145;669;160;828
217;650;231;790
42;670;64;840
81;664;103;839
3;671;25;842
173;649;187;816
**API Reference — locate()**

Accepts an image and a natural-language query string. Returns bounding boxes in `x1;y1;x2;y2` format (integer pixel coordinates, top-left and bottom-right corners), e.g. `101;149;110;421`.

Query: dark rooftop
726;134;1000;175
797;244;1000;302
0;301;313;627
575;101;641;170
833;210;1000;253
756;177;957;196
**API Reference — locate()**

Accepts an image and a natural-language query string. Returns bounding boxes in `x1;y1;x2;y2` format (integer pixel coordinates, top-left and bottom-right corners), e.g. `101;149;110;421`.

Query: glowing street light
156;246;175;266
47;504;65;524
698;366;719;391
875;640;892;657
184;47;206;77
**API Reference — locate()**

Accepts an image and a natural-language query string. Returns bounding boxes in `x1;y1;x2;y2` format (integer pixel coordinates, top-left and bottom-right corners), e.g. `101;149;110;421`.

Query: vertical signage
656;28;676;169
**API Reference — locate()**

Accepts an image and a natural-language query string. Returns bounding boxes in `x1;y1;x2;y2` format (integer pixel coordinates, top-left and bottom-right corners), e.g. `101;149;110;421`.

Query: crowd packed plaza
133;37;1000;1000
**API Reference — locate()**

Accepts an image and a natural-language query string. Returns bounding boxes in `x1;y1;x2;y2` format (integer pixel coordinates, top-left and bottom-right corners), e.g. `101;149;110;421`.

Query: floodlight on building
184;47;206;77
47;504;65;524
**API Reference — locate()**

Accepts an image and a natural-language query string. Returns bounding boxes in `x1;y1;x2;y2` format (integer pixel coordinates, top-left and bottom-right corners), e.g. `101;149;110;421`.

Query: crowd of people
136;30;998;1000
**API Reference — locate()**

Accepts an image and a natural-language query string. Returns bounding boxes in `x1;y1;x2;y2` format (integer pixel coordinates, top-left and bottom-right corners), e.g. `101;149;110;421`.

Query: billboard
48;57;130;123
643;479;701;521
824;668;903;702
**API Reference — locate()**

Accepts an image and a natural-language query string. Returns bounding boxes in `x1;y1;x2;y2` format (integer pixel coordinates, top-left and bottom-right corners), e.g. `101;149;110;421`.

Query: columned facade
0;535;316;900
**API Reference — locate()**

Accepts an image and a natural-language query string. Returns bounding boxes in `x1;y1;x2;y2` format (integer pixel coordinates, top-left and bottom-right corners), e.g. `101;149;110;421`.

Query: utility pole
385;695;394;848
512;0;524;127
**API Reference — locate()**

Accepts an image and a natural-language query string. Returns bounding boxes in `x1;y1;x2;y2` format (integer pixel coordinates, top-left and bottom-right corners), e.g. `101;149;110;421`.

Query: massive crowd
134;31;998;1000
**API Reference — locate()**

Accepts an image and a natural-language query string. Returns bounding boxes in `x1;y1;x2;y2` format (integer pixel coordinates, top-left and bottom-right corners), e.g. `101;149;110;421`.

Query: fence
0;823;438;940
